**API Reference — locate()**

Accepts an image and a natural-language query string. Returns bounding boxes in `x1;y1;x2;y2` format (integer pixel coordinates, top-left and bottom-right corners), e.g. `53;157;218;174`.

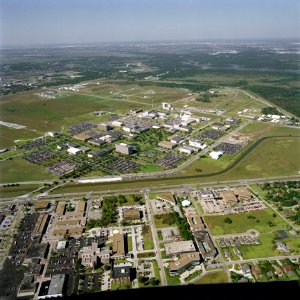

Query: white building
67;147;81;155
115;143;133;155
162;102;172;110
209;151;223;160
189;138;207;149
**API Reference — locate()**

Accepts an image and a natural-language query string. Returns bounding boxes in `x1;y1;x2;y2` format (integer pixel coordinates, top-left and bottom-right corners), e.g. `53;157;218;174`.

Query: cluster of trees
138;276;160;287
265;189;299;207
86;197;119;229
261;107;282;116
2;183;20;187
196;91;218;103
224;217;233;224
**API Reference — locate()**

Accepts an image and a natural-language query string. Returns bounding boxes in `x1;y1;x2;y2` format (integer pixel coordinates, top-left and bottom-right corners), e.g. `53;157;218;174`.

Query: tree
224;217;233;224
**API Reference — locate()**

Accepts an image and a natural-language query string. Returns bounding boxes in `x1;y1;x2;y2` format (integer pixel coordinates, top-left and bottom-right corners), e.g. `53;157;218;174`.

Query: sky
1;0;299;46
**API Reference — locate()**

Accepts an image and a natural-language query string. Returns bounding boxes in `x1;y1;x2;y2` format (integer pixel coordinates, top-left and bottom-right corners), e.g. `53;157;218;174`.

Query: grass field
0;126;41;148
204;209;289;236
204;208;298;259
143;227;154;250
127;235;133;252
193;271;228;285
164;267;181;286
0;158;57;183
0;184;41;198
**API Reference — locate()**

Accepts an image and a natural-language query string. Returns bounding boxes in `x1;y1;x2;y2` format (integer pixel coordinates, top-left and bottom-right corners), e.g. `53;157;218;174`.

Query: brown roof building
34;201;49;210
186;214;205;231
123;209;141;221
158;141;176;149
112;234;125;257
233;187;253;201
55;202;66;216
34;214;49;234
169;252;200;275
220;191;238;205
157;193;176;206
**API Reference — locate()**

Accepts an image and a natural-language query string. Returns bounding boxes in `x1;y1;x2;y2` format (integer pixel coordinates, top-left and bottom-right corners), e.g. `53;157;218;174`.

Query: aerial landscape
0;0;299;298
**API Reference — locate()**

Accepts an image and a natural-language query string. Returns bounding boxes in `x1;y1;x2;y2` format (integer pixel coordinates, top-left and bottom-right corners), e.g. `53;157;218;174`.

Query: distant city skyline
1;0;299;46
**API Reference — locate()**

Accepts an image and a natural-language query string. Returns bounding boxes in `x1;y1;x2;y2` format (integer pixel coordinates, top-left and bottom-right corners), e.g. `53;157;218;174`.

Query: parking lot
215;142;244;154
107;158;141;173
156;153;183;169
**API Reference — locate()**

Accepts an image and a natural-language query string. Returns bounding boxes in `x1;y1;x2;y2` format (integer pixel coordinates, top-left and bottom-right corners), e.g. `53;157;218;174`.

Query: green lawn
142;227;154;250
204;208;289;236
0;158;57;183
237;234;300;259
127;235;133;252
164;267;181;286
193;271;228;285
0;126;41;148
138;164;164;173
152;260;161;283
0;184;41;198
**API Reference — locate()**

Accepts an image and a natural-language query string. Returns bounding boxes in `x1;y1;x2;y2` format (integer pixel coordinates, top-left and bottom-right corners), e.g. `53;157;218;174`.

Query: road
1;175;300;205
144;191;167;286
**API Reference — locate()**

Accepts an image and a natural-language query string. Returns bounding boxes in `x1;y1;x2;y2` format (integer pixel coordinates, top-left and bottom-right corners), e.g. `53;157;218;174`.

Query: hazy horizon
1;0;300;47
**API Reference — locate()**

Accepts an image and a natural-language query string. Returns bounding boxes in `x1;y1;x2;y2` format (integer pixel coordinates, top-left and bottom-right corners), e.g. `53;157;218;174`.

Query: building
178;146;193;155
164;240;196;256
186;214;205;231
233;187;253;201
189;138;207;149
98;123;112;131
220;191;238;205
211;123;223;130
157;193;176;206
158;141;176;149
112;233;125;257
209;151;223;160
47;274;66;298
34;201;49;210
169;252;200;275
45;131;59;138
123;208;141;221
67;147;81;155
80;242;100;268
194;230;217;260
111;265;136;283
170;135;185;144
162;102;172;110
115;143;133;155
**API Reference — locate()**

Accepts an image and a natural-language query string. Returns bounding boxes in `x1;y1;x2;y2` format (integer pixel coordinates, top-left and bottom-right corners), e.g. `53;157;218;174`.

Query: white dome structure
181;200;191;207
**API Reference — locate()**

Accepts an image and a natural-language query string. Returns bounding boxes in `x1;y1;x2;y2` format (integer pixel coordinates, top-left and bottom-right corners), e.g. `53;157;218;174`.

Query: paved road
1;175;300;204
144;192;166;286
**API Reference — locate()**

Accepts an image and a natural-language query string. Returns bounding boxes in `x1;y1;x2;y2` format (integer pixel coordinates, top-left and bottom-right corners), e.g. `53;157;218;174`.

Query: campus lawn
237;234;300;259
164;267;181;286
138;165;164;173
204;208;289;236
0;184;41;198
154;216;176;228
0;158;57;183
193;271;228;285
127;235;133;252
142;227;154;250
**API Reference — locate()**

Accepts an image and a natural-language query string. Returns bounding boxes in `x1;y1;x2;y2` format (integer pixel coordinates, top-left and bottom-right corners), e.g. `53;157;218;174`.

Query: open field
0;158;57;183
193;271;228;285
204;208;299;259
0;184;41;198
204;209;289;236
0;126;41;148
